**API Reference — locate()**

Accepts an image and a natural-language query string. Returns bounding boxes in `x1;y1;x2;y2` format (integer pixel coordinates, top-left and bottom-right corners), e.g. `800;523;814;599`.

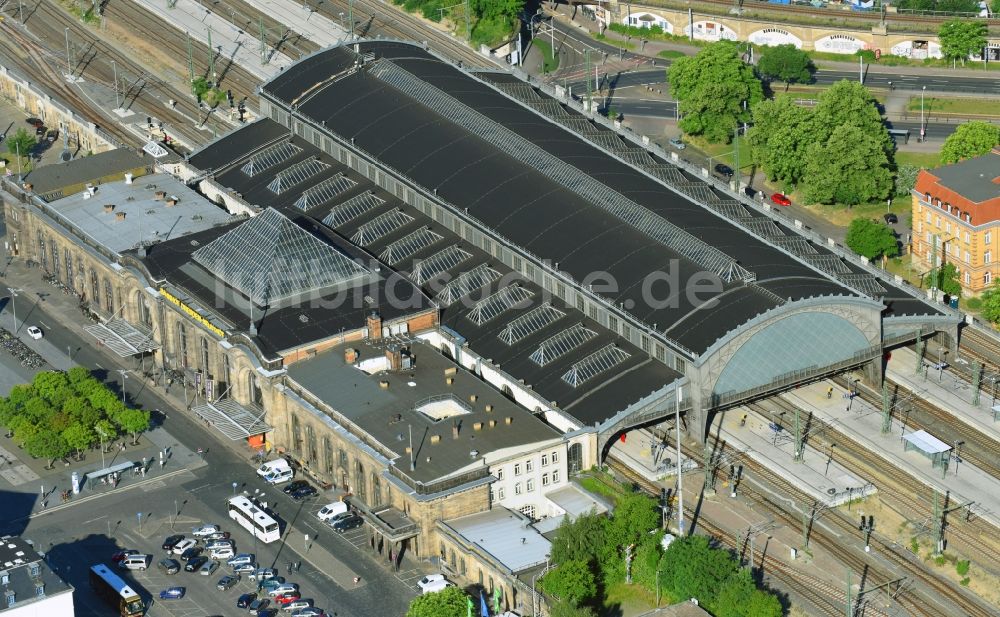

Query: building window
553;470;560;483
526;479;534;492
514;482;522;495
965;271;971;284
525;459;533;473
935;217;940;228
986;251;992;265
103;279;114;314
339;448;348;468
987;232;993;244
520;505;535;519
324;436;333;473
64;249;74;290
496;468;504;481
966;231;971;243
498;487;505;500
513;463;521;476
222;355;232;398
542;473;549;486
986;272;993;285
965;251;971;263
200;337;210;372
541;454;548;467
925;212;931;223
551;451;559;464
178;323;189;367
90;270;99;307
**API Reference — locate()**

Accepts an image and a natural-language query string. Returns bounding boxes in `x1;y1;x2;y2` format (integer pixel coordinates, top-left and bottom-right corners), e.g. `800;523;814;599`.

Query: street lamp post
117;369;129;404
6;288;22;333
96;424;107;468
531;557;553;617
920;85;926;142
232;481;238;496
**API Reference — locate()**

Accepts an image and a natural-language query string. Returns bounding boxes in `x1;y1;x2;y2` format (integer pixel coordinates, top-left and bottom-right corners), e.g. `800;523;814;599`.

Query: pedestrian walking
140;466;146;478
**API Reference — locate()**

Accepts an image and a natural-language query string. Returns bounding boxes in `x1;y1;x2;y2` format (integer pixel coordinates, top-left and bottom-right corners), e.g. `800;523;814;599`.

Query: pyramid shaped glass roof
192;208;369;305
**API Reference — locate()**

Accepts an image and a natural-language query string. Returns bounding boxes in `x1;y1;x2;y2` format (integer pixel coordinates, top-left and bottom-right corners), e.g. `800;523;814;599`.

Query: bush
965;297;982;310
956;560;970;576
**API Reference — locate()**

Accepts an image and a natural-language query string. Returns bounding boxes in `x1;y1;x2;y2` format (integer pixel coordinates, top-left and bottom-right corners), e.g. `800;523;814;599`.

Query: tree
668;41;764;143
812;80;893;162
895;164;920;198
801;124;894;205
405;586;469;617
941;121;1000;164
25;429;69;469
713;569;782;617
470;0;523;21
550;512;609;567
541;560;597;607
94;419;118;450
5;128;34;160
845;218;899;260
748;96;818;188
113;407;150;445
756;44;814;87
938;20;987;66
62;423;95;460
549;600;598;617
605;491;660;554
659;535;740;606
980;282;1000;323
927;262;962;296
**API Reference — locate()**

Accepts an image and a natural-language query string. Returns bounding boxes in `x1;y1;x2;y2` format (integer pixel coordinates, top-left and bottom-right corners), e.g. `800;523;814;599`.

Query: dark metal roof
185;121;679;426
927;151;1000;204
262;42;941;355
23;148;152;198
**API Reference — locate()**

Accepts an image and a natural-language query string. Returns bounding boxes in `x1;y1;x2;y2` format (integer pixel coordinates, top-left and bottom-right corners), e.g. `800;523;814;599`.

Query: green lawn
593;32;635;51
896;151;941;169
601;581;658;617
657;50;686;60
688;136;754;174
532;37;559;74
906;97;1000;116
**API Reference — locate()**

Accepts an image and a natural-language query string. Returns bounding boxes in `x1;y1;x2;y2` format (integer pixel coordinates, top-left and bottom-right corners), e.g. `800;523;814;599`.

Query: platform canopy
903;429;950;455
83;317;159;356
191;399;271;440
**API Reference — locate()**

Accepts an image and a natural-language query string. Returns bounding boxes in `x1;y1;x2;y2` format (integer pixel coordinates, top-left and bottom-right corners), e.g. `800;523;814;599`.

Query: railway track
187;0;321;61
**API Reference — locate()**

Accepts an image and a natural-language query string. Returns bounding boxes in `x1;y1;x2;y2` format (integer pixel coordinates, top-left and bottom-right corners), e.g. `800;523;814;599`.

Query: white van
417;574;455;594
256;459;290;478
264;467;294;485
317;501;349;522
120;554;151;570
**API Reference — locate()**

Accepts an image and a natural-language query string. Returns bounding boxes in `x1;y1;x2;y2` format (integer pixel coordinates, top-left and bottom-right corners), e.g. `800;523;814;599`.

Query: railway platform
607;427;695;482
134;0;294;81
717;406;874;508
241;0;347;47
780;381;1000;529
886;347;1000;443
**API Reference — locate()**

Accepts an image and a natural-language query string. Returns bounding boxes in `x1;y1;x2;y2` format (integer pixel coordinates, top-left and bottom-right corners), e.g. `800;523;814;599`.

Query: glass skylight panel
322;192;386;229
529;324;597;367
434;263;501;306
562;344;631;387
467;285;534;326
293;173;357;210
350;209;414;246
413;245;472;285
266;158;330;194
192;208;368;305
240;142;302;177
379;227;442;265
498;303;565;345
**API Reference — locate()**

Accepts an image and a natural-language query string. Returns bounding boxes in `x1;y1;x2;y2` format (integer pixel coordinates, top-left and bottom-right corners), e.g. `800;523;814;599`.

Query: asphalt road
0;277;416;617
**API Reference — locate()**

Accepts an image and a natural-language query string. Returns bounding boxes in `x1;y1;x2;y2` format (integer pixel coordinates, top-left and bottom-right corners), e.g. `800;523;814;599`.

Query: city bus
88;564;144;617
228;495;281;543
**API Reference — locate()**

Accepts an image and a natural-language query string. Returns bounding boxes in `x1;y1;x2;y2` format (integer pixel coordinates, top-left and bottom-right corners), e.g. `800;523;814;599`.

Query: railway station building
0;39;963;612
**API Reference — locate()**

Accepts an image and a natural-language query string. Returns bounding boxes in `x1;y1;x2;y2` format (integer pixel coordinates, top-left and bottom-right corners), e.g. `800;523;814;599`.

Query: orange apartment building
911;148;1000;294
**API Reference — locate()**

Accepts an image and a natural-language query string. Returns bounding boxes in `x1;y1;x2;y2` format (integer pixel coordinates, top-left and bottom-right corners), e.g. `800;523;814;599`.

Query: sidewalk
886;347;1000;443
782;381;1000;529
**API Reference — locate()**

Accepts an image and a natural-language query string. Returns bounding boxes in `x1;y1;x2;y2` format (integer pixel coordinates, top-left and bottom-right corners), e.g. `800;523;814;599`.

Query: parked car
249;597;271;615
267;583;298;597
275;591;302;605
283;599;313;612
330;514;363;533
884;213;898;224
44;130;58;143
157;558;181;575
249;567;279;582
34;126;46;137
316;502;349;522
158;586;185;600
237;592;258;609
171;538;197;555
227;553;255;567
184;556;208;572
291;608;325;617
668;137;686;150
258;609;279;617
258;578;287;593
191;524;220;537
290;485;317;501
282;480;311;495
180;546;203;562
25;118;43;128
199;560;220;576
204;530;231;541
111;549;139;563
119;554;151;571
714;164;734;178
162;535;185;551
26;326;43;340
770;193;792;207
217;574;240;590
233;562;257;574
210;546;235;560
205;539;234;551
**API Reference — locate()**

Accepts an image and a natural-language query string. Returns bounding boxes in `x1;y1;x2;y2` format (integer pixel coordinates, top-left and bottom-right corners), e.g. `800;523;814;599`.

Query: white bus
227;496;281;543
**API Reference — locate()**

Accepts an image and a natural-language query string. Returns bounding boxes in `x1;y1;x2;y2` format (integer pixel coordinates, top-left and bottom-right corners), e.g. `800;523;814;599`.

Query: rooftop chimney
344;347;359;364
124;172;133;184
386;345;402;371
103;204;115;214
154;190;167;201
504;416;513;425
367;311;382;340
166;196;178;207
115;211;127;221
